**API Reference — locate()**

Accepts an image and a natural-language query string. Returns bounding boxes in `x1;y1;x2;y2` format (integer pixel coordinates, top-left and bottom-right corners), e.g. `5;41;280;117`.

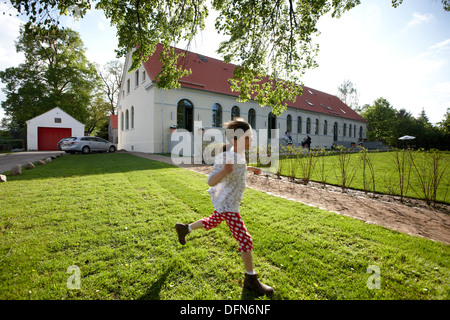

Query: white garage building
26;107;85;151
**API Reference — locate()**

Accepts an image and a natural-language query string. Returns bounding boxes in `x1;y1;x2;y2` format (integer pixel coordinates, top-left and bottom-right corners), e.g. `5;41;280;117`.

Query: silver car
61;136;117;154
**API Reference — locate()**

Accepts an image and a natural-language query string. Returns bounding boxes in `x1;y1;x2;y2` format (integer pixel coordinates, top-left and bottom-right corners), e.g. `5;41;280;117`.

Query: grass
0;153;449;300
275;150;450;204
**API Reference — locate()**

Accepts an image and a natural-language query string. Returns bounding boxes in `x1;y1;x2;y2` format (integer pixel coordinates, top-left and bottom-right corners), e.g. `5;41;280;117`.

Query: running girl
175;118;274;296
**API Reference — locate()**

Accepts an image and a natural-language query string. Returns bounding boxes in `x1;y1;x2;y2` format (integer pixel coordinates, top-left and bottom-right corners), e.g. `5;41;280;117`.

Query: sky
0;0;449;125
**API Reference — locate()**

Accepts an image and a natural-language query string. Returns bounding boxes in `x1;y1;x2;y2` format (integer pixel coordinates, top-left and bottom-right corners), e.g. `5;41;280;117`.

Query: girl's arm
208;163;233;186
247;166;262;175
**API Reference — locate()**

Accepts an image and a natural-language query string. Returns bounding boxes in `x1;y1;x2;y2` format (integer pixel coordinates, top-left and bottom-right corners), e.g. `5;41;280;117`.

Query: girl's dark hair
222;117;251;152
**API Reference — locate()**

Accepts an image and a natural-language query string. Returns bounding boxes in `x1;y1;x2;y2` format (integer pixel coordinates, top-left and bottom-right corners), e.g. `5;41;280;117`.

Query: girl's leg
189;219;204;231
175;211;225;245
241;251;254;274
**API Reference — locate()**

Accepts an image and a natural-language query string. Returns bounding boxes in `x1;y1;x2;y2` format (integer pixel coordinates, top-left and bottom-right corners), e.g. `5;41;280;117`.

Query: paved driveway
0;151;64;173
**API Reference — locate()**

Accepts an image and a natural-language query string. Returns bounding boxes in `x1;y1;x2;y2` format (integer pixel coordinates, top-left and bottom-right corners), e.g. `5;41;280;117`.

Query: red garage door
38;127;72;151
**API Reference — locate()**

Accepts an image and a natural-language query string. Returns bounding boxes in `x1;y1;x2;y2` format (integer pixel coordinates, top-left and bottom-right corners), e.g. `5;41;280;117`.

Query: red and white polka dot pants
202;211;254;252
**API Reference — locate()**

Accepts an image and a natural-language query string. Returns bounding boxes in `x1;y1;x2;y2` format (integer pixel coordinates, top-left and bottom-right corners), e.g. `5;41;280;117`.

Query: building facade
117;45;367;154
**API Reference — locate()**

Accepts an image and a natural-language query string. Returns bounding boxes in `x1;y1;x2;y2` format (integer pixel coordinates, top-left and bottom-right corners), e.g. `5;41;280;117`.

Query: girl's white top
207;148;247;213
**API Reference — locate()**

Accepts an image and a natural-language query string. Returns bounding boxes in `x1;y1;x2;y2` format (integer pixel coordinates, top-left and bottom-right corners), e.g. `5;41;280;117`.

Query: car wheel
82;146;90;154
109;146;116;153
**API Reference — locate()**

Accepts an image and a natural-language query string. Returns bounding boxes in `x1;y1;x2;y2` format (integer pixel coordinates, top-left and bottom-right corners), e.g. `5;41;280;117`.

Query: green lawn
275;150;450;204
0;153;449;300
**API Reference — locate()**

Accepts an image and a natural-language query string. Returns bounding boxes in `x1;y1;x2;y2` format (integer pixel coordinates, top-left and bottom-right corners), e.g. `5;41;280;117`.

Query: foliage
0;24;99;130
10;0;449;116
98;60;124;115
362;98;449;150
361;97;397;146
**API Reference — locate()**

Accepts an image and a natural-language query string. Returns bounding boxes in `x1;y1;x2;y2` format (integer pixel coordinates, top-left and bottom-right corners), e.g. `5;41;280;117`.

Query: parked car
61;136;117;154
57;138;70;151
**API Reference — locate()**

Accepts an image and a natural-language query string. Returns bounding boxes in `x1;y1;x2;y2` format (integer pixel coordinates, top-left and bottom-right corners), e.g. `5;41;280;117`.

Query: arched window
315;119;319;135
359;126;363;139
354;125;356;138
231;106;240;120
323;120;328;135
343;123;347;137
212;103;222;127
121;112;124;131
268;112;277;139
286;114;292;133
248;108;256;128
125;109;129;130
297;116;302;134
131;106;135;129
349;124;352;137
177;99;194;132
306;118;311;134
333;122;338;141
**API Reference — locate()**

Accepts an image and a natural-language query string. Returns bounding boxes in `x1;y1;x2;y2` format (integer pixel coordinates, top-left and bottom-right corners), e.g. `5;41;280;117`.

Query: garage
26;107;85;151
37;127;72;151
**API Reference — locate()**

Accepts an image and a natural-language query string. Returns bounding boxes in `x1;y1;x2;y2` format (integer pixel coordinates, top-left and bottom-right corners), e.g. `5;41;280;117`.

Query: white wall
117;58;157;153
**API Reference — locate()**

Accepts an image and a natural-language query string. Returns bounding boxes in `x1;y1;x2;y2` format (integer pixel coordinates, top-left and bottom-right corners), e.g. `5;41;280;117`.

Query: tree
437;109;450;136
84;91;111;136
98;60;123;115
362;97;397;145
9;0;450;116
0;24;99;131
337;79;359;112
437;109;450;150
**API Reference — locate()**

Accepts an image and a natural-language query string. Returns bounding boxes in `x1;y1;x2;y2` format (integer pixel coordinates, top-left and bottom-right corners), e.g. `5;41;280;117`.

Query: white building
117;44;367;153
26;107;85;151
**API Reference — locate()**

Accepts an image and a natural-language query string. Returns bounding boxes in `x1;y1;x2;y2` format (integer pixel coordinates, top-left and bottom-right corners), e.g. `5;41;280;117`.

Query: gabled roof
26;107;85;126
142;44;366;122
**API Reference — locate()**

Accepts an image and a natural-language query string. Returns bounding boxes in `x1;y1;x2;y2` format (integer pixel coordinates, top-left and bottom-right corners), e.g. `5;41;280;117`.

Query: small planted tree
358;147;376;195
315;148;330;188
297;148;316;184
409;149;448;207
390;148;413;203
334;146;359;192
284;145;301;181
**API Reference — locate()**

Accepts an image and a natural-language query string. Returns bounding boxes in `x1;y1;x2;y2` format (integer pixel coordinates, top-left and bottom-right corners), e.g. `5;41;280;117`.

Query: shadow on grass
241;288;262;300
3;153;178;181
139;265;174;300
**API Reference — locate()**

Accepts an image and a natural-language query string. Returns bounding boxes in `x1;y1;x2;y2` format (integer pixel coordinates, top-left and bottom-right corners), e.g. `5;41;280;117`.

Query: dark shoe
175;223;190;245
243;273;274;296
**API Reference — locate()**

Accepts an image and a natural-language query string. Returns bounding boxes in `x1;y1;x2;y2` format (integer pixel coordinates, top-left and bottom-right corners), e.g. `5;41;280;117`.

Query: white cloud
98;21;105;31
406;12;434;28
430;39;450;51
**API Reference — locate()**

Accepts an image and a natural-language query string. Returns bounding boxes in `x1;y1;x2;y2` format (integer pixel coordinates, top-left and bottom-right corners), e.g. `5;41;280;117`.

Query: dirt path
130;152;450;245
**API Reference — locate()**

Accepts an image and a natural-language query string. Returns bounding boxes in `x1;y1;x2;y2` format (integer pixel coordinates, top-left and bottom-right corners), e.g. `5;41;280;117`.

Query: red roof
142;44;366;122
